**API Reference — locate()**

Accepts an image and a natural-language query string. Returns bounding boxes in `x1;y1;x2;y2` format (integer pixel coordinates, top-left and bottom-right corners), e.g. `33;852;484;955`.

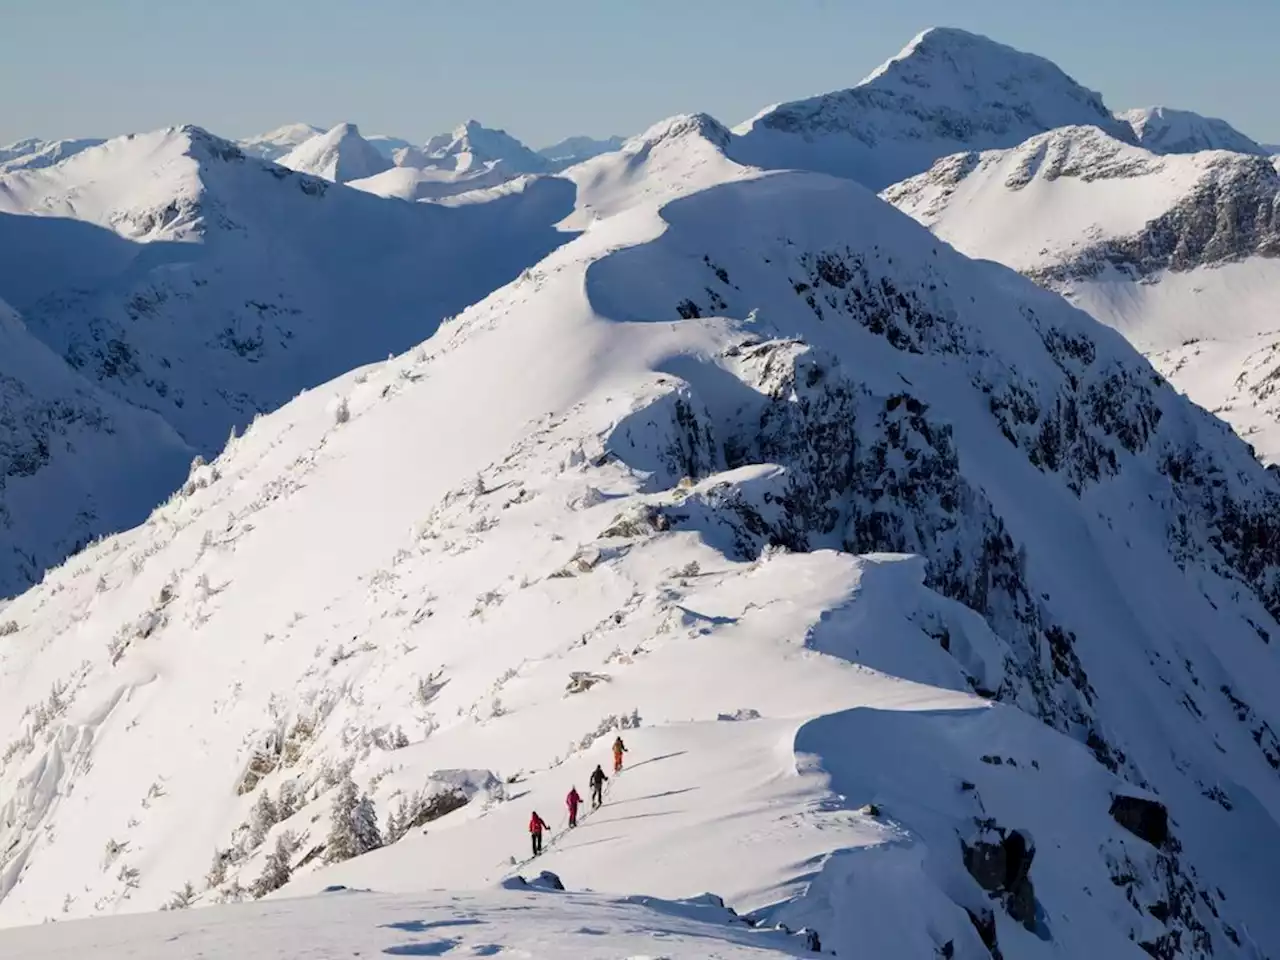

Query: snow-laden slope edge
731;26;1133;191
2;124;1280;958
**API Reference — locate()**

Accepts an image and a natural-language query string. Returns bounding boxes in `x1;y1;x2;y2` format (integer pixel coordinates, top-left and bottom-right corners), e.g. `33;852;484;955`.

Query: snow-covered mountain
364;134;414;161
1120;107;1268;156
2;111;1280;960
0;125;576;591
729;26;1133;191
884;123;1280;460
351;120;552;201
236;124;323;162
0;138;105;174
0;297;191;597
276;122;393;183
538;134;627;169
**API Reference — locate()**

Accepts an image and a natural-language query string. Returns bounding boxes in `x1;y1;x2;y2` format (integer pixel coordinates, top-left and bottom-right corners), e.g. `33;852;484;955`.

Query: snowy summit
277;122;393;183
731;26;1133;190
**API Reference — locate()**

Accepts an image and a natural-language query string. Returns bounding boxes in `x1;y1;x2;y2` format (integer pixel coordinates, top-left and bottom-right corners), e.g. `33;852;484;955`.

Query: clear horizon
2;0;1277;149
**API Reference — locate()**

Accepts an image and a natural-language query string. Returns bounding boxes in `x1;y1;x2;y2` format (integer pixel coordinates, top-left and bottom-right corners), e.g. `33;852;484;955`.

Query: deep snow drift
730;27;1133;190
2;112;1280;960
884;123;1280;461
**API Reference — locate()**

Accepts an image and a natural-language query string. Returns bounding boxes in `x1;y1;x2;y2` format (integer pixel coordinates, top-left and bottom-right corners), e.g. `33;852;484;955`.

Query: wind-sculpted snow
1;115;1280;959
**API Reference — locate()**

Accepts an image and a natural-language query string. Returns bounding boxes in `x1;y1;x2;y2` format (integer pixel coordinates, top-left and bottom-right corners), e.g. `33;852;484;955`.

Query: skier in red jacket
566;787;582;827
529;811;550;857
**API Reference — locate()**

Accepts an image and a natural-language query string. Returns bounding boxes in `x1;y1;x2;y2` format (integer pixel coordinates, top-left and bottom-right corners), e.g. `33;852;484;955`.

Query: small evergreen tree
252;832;293;899
325;776;382;863
325;777;360;863
277;780;298;820
248;789;279;849
353;794;383;855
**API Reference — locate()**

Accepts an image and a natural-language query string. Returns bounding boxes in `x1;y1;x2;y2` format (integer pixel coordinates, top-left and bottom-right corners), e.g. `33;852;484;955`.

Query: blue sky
2;0;1276;148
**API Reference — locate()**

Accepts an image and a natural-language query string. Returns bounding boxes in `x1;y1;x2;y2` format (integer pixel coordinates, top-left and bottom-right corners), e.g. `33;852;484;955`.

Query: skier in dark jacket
566;786;582;827
529;811;549;856
589;764;608;808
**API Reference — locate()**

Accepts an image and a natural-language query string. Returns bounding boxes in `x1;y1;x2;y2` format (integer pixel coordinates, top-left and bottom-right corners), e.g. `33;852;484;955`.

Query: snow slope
884;124;1280;460
0;886;824;959
236;124;323;161
354;122;554;202
0;298;191;597
277;122;393;183
0;125;576;589
0;138;105;174
2;116;1280;959
1120;106;1267;156
731;27;1133;191
538;134;627;170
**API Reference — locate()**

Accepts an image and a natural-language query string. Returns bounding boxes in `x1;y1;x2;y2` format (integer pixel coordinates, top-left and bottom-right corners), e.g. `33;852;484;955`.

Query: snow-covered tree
248;788;279;848
277;780;299;820
325;776;381;864
353;793;383;855
252;832;293;899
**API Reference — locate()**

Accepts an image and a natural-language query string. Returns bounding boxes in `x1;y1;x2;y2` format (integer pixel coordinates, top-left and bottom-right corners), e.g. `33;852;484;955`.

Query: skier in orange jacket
612;735;627;773
529;811;549;857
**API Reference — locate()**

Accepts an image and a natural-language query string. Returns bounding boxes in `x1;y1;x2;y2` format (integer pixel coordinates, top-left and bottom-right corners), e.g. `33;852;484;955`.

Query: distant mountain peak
416;120;548;175
731;25;1131;190
278;122;392;183
237;122;324;161
1119;106;1267;156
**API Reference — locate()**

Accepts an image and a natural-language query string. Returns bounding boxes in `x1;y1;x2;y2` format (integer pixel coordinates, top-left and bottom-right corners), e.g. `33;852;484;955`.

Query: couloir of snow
277;122;394;183
1119;106;1268;157
2;114;1280;959
730;27;1133;191
884;124;1280;463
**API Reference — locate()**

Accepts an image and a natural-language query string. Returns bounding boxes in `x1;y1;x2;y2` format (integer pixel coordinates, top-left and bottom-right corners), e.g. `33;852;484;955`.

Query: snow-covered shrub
0;620;18;637
163;882;197;911
334;396;350;425
415;669;447;707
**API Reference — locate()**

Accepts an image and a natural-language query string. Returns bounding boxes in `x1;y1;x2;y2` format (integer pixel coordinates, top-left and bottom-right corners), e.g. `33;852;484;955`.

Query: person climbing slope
529;810;549;857
612;735;627;773
589;764;607;808
566;786;582;827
